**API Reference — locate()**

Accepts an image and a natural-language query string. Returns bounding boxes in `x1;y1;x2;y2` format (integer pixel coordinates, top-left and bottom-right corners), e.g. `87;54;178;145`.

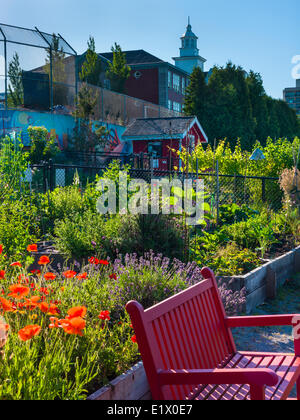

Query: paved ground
232;273;300;399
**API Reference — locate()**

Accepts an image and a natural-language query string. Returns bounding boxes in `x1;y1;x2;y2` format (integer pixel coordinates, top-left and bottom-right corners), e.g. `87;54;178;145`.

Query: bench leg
250;385;265;400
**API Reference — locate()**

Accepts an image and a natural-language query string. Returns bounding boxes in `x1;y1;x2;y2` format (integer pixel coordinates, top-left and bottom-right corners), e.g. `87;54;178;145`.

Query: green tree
8;52;23;107
184;62;300;149
246;71;269;143
106;43;131;93
72;83;109;152
184;67;209;123
79;36;102;86
27;126;60;164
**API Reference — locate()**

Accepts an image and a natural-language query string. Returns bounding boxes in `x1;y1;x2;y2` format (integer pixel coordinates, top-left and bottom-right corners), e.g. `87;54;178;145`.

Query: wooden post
266;266;277;300
294;248;300;274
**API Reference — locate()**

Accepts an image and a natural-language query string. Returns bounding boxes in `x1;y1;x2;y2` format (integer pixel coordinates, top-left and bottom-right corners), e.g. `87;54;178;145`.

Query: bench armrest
158;368;278;399
158;368;278;387
226;315;300;356
158;369;279;386
226;315;300;328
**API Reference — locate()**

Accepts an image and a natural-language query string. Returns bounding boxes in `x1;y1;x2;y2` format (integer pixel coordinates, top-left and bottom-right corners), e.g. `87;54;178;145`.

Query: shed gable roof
122;117;208;143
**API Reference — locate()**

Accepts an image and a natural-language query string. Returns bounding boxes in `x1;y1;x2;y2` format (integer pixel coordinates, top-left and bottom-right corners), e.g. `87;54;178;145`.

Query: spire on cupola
173;18;207;74
180;17;199;57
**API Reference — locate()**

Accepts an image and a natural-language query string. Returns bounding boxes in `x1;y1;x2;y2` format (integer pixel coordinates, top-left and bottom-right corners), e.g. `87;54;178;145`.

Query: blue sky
1;0;299;98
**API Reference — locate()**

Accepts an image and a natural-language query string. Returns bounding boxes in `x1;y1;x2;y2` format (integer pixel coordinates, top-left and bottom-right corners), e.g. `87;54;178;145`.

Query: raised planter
88;246;300;401
87;362;151;401
218;245;300;314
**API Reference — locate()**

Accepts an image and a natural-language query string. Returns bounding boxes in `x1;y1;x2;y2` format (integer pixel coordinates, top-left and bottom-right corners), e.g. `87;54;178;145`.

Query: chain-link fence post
49;159;55;191
216;160;220;224
262;177;266;203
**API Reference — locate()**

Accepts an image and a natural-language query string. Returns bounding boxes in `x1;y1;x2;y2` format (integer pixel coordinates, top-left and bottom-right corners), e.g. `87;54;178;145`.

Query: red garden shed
122;116;208;171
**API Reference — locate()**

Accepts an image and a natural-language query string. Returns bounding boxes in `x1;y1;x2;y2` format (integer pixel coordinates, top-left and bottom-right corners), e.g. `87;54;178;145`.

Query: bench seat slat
195;353;300;400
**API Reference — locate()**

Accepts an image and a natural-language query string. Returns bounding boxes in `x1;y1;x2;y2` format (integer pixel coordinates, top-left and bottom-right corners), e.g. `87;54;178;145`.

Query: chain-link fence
80;82;182;126
0;23;181;126
28;157;282;219
0;23;77;115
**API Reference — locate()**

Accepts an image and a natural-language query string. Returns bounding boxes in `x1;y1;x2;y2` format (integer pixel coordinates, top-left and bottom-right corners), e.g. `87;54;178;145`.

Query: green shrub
218;203;257;226
54;212;185;261
212;242;260;275
0;194;39;262
27;126;60;164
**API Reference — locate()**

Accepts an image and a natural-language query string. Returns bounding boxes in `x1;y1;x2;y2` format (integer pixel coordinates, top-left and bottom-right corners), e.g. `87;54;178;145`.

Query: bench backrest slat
126;267;236;400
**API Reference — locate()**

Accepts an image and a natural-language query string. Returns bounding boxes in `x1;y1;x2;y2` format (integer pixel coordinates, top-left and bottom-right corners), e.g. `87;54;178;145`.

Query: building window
168;71;172;88
181;78;185;94
168;100;173;110
148;142;162;158
173;74;180;92
173;102;181;112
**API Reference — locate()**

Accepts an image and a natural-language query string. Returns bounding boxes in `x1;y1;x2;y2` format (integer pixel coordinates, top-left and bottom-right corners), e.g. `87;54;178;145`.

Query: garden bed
218;245;300;313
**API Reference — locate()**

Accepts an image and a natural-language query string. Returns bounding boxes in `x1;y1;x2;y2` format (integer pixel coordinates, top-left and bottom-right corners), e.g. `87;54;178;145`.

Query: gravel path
232;273;300;399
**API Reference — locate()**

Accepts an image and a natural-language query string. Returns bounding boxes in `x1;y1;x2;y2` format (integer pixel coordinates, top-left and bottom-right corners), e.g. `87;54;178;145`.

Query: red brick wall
125;68;159;105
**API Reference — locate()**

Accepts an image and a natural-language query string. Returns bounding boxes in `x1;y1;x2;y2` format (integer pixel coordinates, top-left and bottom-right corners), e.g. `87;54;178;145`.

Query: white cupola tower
173;18;206;74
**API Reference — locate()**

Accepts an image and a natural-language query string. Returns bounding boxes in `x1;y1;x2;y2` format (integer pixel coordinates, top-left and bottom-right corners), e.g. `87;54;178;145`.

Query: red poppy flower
39;302;59;315
38;256;50;265
27;244;38;253
109;274;117;280
39;287;49;295
131;335;137;343
49;317;60;329
18;325;41;342
25;296;40;310
0;245;3;255
44;272;57;281
61;317;86;336
0;297;13;312
98;310;111;321
99;260;109;266
63;270;77;279
77;272;88;280
67;306;87;319
0;270;5;279
10;262;22;268
18;274;29;284
8;284;30;300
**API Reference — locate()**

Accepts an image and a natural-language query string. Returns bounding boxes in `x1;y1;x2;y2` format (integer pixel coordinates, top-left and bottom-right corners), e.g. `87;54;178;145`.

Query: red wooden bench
126;267;300;400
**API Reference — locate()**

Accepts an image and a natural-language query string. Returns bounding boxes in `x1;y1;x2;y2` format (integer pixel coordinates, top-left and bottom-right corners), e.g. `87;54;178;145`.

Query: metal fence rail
29;158;282;216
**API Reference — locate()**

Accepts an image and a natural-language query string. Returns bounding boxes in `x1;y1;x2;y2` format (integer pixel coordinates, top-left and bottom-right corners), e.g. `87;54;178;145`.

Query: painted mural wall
0;109;129;153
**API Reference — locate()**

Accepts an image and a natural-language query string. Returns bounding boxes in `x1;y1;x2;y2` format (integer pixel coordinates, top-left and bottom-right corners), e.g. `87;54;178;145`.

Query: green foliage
212;242;260;276
106;43;131;94
184;63;300;148
72;84;109;152
0;194;39;263
177;137;300;177
54;211;185;261
8;52;23;107
218;204;258;226
190;233;260;276
221;211;279;257
27;126;60;164
79;36;102;86
0;135;28;190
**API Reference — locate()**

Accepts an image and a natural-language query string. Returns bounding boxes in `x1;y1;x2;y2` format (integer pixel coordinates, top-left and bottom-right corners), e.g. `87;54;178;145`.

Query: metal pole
216;160;220;225
35;27;53;112
0;27;8;109
49;46;53;112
